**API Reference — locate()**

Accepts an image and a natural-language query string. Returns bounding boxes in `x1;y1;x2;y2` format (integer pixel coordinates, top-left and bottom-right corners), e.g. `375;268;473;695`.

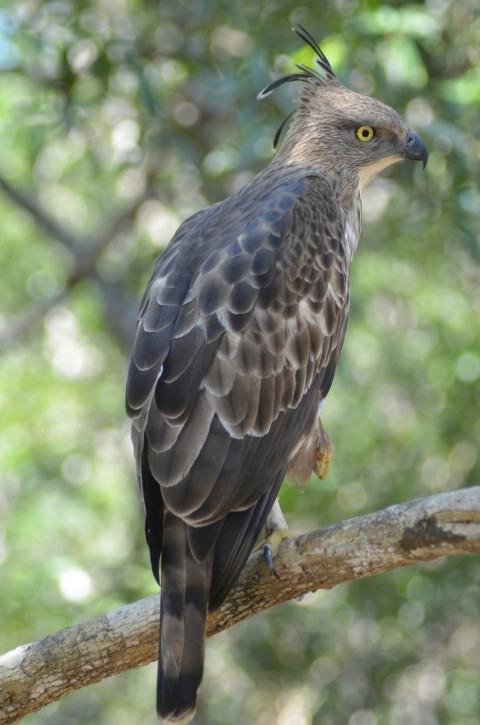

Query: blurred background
0;1;479;723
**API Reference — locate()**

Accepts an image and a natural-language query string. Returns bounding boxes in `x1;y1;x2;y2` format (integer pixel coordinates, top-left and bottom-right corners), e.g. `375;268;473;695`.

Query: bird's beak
404;131;429;169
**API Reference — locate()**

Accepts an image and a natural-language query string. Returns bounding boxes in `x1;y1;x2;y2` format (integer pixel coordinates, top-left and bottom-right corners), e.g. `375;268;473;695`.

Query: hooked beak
404;131;429;169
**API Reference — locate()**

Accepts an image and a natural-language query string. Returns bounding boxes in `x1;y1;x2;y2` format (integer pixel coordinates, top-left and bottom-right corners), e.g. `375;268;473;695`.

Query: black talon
263;544;280;579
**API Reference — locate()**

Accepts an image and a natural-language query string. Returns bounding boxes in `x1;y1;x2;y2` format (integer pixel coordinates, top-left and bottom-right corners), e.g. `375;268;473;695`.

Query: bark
1;487;480;723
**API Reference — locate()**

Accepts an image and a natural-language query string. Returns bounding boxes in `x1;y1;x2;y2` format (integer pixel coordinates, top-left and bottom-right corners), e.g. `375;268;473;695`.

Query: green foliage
0;1;479;723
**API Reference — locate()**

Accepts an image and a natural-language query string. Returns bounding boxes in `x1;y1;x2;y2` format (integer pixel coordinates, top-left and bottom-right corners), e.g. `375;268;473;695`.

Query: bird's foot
263;528;292;579
314;441;333;480
260;499;292;578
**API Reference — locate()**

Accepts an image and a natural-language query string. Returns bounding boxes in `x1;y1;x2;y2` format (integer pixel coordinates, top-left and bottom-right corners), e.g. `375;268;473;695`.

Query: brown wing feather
127;167;349;538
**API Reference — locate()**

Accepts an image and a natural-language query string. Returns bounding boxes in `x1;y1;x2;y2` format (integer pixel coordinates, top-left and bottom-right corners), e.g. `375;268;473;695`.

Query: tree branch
0;175;79;253
0;169;155;352
1;487;480;723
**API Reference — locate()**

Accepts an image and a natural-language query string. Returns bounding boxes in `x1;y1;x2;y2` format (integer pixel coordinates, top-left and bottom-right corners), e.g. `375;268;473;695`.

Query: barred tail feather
157;513;212;723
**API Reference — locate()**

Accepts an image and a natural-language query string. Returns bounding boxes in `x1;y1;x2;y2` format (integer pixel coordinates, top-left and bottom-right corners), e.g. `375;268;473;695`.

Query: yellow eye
356;125;375;142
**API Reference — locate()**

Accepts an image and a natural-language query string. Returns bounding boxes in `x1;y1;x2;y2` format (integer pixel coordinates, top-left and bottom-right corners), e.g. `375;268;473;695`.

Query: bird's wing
126;171;349;601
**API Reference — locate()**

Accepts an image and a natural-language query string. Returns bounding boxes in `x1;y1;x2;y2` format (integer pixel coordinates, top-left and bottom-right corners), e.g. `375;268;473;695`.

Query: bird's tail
157;512;213;724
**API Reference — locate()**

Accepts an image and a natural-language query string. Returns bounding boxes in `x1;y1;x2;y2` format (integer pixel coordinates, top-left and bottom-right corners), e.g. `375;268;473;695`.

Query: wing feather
203;353;236;397
207;374;250;428
126;169;352;608
132;324;172;371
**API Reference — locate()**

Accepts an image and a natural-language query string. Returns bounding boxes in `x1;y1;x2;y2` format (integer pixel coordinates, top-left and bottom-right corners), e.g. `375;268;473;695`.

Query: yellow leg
262;500;292;578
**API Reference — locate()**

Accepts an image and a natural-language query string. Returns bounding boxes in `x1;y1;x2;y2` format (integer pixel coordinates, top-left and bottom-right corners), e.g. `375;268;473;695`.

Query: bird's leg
261;418;333;578
263;498;291;578
265;498;289;538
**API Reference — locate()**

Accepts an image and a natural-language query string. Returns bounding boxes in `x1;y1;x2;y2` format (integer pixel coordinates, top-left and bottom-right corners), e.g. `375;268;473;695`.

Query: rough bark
1;487;480;724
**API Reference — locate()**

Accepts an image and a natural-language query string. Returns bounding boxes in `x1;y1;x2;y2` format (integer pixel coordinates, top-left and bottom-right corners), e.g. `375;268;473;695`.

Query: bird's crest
258;25;338;148
258;25;336;99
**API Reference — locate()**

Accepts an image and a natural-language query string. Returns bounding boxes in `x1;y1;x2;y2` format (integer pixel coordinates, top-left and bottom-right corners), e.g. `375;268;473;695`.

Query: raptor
126;26;428;722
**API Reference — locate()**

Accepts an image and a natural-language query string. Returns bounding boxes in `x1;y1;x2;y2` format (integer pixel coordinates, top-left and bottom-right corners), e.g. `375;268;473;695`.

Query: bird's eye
356;125;375;142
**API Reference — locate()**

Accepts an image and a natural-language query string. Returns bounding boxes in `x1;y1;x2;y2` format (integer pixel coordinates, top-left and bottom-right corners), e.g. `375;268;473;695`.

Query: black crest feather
257;26;337;148
257;25;336;100
293;25;336;81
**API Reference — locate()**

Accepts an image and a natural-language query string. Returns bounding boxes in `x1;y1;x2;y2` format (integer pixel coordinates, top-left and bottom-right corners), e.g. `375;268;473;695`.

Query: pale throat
357;155;403;193
344;156;402;262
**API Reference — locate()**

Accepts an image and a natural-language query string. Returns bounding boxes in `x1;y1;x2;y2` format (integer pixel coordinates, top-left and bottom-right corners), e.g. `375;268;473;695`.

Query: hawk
126;26;428;723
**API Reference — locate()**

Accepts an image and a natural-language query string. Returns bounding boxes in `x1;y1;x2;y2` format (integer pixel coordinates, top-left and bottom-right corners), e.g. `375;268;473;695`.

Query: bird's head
259;26;428;191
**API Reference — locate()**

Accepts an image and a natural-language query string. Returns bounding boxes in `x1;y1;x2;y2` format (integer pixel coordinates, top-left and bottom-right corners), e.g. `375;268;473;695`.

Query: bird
125;25;428;723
